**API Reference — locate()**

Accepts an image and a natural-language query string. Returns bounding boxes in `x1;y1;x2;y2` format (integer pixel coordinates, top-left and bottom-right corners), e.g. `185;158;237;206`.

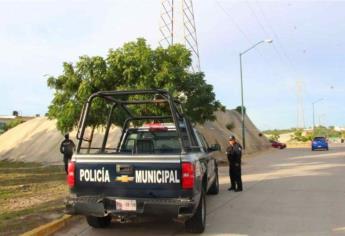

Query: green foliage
341;131;345;139
225;122;235;131
235;106;246;114
0;122;5;134
292;129;312;142
263;128;296;135
47;38;222;133
270;130;280;141
4;119;25;132
313;125;342;138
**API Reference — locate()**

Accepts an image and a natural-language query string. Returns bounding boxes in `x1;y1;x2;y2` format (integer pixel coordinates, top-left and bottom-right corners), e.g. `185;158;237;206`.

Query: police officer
60;133;75;173
226;135;243;192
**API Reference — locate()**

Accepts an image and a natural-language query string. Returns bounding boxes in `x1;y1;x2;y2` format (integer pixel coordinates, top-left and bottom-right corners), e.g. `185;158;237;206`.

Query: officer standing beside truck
226;135;243;192
60;133;75;173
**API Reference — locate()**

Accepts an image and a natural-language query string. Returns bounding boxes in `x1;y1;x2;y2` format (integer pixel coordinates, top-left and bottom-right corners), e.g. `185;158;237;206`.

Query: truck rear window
121;130;181;154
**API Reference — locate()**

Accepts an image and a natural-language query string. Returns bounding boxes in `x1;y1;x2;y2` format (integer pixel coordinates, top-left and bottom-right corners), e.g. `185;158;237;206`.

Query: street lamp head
264;39;273;43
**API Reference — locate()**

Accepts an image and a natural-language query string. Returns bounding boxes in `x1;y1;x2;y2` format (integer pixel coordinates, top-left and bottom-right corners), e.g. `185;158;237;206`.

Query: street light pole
312;98;323;131
239;53;245;150
239;39;273;150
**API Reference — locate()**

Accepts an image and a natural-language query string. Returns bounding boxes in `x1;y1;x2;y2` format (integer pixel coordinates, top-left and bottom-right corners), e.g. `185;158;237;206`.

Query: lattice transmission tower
159;0;174;47
159;0;201;72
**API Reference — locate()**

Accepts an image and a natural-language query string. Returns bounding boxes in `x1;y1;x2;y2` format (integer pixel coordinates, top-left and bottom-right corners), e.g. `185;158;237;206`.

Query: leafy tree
270;130;280;141
292;129;312;142
47;38;222;133
341;131;345;139
235;106;246;114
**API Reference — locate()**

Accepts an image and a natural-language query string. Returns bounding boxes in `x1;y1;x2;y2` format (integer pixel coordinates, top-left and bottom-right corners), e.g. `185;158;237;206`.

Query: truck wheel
207;169;219;195
86;215;111;228
185;192;206;233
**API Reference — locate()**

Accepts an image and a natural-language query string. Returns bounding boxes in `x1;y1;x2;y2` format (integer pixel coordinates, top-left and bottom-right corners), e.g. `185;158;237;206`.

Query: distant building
0;115;17;125
334;126;345;132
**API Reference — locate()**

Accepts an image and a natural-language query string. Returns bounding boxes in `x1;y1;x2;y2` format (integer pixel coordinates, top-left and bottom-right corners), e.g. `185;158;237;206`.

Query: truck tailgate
73;154;182;198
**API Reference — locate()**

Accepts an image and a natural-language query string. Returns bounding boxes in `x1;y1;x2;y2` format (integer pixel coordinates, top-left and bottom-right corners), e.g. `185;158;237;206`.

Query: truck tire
185;191;206;233
86;215;111;228
207;168;219;195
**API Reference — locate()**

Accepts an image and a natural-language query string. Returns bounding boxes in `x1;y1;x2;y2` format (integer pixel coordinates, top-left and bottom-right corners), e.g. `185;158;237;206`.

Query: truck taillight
67;161;75;188
182;162;195;189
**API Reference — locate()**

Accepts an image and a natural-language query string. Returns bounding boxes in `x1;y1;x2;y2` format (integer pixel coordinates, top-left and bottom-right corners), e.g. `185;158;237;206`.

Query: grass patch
0;161;68;236
0;160;40;169
0;199;65;235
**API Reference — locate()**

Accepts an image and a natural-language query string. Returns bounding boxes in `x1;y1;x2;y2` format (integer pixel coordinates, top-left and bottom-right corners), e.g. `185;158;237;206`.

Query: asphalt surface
55;144;345;236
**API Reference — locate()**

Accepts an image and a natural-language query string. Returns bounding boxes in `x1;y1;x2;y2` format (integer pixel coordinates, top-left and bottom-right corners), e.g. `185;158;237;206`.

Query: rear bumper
65;195;196;220
312;145;328;150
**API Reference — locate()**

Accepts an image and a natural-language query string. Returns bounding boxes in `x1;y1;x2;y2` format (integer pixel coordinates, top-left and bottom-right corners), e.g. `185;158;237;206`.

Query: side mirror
208;144;221;152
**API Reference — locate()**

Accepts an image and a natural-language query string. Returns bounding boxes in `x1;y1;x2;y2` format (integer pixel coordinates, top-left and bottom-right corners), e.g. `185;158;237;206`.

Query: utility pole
239;54;245;149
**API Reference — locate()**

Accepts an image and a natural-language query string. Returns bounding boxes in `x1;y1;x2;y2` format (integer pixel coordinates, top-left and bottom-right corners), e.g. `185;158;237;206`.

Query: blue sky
0;0;344;130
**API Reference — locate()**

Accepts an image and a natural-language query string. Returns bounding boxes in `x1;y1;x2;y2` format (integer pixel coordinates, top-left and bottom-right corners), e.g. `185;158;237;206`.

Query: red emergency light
144;123;168;132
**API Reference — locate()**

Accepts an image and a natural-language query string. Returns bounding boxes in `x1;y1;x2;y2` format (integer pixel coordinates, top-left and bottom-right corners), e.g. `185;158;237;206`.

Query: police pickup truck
65;90;220;233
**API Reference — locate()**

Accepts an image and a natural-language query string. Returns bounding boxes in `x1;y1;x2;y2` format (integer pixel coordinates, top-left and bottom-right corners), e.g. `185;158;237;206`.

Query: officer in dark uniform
226;135;243;192
60;133;75;173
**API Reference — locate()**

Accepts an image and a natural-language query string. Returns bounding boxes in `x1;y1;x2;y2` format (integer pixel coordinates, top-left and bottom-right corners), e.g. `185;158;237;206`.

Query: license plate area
116;199;137;211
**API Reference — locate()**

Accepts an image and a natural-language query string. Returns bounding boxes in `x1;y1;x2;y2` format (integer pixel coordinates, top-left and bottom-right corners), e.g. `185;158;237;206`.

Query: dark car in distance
269;140;286;149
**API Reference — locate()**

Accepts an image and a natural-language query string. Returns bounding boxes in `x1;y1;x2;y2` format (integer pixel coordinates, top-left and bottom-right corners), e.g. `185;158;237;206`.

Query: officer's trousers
63;155;72;174
229;164;242;190
229;164;236;189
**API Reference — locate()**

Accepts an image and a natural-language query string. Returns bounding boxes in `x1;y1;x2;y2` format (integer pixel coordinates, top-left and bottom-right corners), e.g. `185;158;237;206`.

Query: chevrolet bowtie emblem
115;175;134;183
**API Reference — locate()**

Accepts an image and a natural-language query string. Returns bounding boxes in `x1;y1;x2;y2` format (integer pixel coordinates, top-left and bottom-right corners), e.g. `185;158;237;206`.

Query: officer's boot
235;180;243;192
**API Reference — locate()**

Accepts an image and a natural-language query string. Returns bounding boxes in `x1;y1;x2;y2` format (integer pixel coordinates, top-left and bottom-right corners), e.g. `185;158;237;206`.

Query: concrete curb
21;214;74;236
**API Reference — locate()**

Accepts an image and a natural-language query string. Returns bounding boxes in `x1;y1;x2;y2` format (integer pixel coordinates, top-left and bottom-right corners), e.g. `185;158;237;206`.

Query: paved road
55;144;345;236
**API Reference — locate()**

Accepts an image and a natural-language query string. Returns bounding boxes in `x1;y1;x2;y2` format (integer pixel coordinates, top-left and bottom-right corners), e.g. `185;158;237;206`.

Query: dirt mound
0;117;62;164
197;110;270;159
0;110;269;164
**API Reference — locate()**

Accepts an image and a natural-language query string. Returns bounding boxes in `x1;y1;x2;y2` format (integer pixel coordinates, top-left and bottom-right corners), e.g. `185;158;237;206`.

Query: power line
248;0;307;127
254;0;299;76
214;0;284;80
214;0;254;46
245;1;289;71
214;1;269;63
